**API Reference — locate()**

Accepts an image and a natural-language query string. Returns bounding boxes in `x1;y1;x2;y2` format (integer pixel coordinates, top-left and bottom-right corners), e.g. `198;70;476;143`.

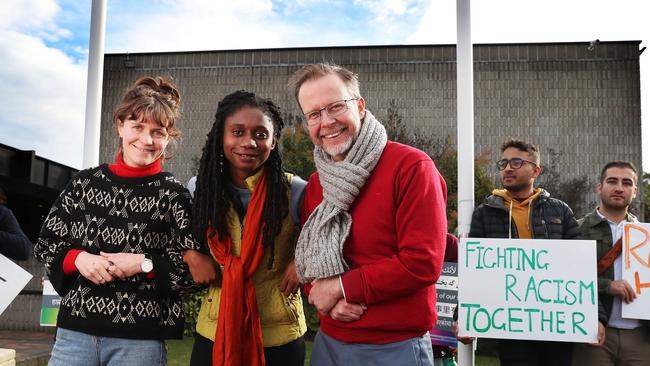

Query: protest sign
622;223;650;319
40;275;61;326
0;253;33;316
430;261;458;348
458;238;598;343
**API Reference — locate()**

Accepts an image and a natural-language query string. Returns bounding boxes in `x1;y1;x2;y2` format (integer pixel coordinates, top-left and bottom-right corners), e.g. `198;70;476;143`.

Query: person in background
0;187;32;260
572;161;650;366
184;90;307;366
467;138;584;366
432;233;459;366
34;76;204;365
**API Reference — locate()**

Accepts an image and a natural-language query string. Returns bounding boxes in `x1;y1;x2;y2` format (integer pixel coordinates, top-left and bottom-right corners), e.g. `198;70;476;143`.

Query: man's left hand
590;322;606;347
329;298;366;322
309;276;343;315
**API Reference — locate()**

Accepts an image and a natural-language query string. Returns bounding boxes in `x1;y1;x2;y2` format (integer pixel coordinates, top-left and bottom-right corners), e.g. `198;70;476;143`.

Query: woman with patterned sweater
34;76;205;365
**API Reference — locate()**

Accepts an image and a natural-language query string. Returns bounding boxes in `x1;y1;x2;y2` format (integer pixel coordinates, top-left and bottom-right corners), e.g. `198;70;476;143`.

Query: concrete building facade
100;41;643;218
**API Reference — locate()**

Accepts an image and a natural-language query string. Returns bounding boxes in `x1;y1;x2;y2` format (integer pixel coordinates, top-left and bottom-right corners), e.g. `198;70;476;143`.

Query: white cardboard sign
0;253;33;316
622;223;650;319
458;238;598;343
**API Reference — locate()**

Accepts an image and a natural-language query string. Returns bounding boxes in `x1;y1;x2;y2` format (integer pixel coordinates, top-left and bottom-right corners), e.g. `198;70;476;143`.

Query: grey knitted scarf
295;110;387;282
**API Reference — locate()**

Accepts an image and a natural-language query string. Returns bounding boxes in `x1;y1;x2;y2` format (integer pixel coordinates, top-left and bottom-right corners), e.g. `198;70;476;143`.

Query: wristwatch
141;254;154;273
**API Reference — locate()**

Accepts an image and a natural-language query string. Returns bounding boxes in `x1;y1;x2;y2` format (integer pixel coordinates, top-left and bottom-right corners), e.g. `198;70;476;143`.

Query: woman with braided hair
183;90;307;366
35;76;204;365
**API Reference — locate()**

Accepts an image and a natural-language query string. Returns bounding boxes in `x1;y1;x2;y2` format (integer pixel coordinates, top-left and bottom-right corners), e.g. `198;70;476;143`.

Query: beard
503;181;529;194
601;196;632;211
322;135;354;159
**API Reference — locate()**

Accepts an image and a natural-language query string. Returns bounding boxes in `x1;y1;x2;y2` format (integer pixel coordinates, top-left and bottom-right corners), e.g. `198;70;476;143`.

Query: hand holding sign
0;253;33;316
608;280;636;304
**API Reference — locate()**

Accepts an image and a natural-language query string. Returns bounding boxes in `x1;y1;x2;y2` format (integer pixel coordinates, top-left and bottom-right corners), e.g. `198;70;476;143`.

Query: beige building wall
100;42;642;217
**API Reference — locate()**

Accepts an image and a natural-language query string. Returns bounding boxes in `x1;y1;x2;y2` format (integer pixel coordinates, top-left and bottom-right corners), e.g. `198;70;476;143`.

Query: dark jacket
578;209;640;326
0;204;32;260
469;189;580;240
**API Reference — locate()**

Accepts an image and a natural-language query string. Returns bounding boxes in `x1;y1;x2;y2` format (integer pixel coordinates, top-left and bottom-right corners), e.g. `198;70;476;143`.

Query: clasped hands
75;251;146;285
309;276;367;322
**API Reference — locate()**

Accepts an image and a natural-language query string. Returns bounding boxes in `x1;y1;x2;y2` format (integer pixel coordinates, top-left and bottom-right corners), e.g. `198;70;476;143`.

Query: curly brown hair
113;76;182;158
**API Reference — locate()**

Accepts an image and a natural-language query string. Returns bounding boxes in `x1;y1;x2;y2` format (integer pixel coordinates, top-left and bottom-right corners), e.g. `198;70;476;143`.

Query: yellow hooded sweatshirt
492;188;543;239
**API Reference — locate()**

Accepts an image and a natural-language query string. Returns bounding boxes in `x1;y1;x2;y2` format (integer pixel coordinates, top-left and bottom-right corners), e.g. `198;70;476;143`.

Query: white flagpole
456;0;476;364
82;0;107;168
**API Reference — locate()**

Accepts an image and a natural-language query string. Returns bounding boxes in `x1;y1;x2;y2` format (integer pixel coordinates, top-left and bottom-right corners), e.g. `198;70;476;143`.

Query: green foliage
281;124;316;179
302;293;321;338
474;155;496;206
536;148;590;218
383;99;494;233
182;289;207;337
435;146;458;231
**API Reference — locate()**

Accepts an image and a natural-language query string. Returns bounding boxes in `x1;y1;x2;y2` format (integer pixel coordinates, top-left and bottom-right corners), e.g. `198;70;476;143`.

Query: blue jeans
48;328;167;366
311;330;434;366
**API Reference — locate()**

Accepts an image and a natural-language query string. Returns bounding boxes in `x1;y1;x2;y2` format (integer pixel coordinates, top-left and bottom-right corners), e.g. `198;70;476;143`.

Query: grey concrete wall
100;42;643;218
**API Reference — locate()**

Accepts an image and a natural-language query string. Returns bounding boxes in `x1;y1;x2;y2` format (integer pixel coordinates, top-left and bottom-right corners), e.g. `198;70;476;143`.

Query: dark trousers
571;326;650;366
190;333;306;366
498;339;572;366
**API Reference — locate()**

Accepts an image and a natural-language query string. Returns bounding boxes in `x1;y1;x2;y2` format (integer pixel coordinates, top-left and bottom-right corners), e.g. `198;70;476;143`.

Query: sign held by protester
622;223;650;319
458;238;598;343
0;253;33;316
430;262;458;348
40;275;61;326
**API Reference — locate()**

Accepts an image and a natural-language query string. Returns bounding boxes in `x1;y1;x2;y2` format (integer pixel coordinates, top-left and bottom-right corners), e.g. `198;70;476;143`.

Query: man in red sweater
289;63;448;365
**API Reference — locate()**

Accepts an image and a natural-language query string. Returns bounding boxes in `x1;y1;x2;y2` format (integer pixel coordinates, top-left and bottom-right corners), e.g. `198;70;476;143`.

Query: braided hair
192;90;289;268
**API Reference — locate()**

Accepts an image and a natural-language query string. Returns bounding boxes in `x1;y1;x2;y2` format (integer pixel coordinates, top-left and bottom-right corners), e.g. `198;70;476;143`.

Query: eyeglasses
303;98;358;126
496;158;537;171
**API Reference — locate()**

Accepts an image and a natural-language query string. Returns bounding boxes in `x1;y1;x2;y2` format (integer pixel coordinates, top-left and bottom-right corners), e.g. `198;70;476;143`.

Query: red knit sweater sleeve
63;249;84;275
341;159;447;305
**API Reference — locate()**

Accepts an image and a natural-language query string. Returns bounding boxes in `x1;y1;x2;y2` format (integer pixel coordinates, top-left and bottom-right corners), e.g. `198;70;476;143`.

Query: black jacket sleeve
33;180;78;296
598;297;608;325
561;204;581;240
0;205;33;260
468;206;485;238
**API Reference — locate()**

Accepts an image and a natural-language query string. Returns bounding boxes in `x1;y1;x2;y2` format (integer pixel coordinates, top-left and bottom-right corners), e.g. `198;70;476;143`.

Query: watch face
141;259;154;273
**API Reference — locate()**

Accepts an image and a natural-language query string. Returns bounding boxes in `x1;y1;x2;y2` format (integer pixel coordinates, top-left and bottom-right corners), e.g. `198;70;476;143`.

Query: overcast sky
1;0;648;171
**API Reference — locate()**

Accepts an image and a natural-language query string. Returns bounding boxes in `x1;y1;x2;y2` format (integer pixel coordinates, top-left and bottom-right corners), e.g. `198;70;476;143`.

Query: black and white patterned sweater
34;165;202;340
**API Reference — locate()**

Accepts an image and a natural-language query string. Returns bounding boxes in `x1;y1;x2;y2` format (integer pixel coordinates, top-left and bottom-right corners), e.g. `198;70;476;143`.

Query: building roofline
105;40;642;57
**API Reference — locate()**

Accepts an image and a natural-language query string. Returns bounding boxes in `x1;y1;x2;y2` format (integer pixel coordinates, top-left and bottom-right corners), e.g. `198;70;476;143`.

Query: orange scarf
207;172;267;366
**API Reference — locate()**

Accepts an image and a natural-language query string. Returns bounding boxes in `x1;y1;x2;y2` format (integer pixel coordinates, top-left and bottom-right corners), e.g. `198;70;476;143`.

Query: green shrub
182;289;207;337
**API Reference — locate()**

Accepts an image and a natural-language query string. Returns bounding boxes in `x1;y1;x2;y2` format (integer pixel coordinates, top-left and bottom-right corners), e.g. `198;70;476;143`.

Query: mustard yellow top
195;170;307;347
492;188;543;239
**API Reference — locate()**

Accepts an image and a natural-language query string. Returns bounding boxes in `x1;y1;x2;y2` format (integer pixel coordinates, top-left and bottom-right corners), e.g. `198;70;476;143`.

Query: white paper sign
622;223;650;319
0;253;33;316
458;238;598;343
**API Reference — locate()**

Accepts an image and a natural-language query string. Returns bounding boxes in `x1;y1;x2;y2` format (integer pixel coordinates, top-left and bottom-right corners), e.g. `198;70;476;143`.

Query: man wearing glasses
468;138;581;366
289;63;447;366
